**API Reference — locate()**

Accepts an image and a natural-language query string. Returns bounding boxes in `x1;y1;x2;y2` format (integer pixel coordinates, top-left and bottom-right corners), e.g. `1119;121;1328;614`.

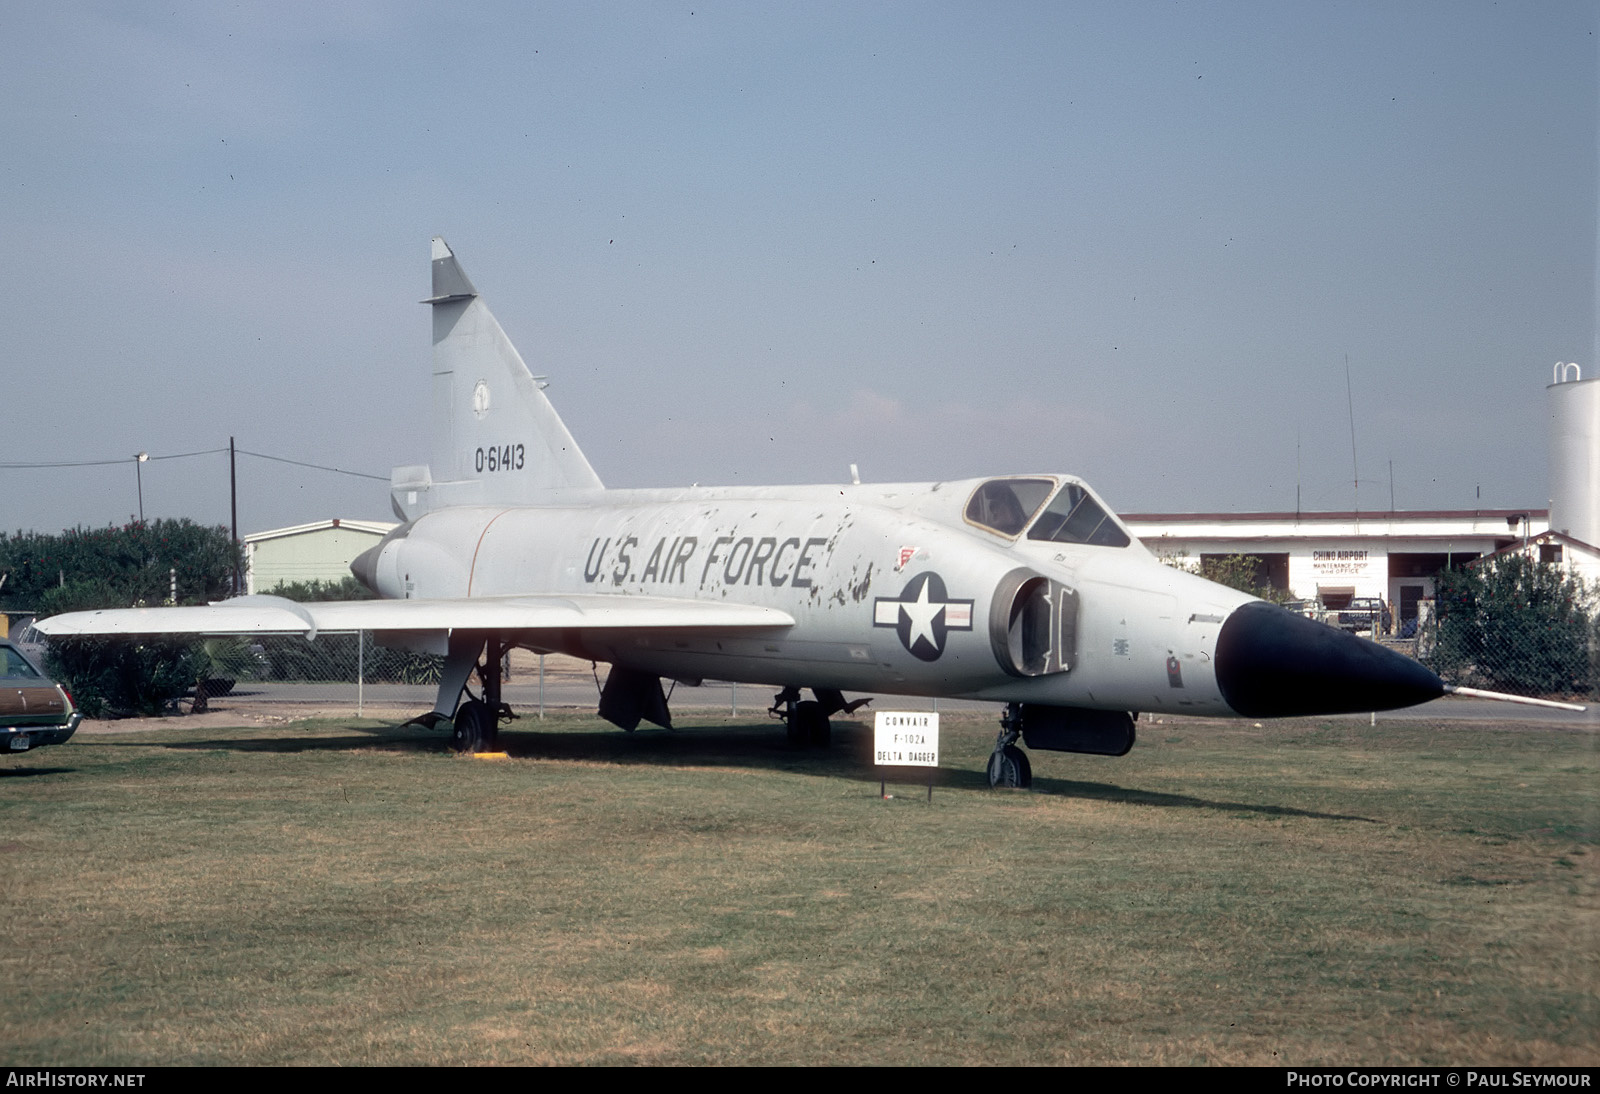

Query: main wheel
793;700;831;748
451;699;491;753
786;706;806;746
987;744;1032;788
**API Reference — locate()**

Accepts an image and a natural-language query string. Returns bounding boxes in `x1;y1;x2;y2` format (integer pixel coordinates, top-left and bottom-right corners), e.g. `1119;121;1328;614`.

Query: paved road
1339;695;1596;727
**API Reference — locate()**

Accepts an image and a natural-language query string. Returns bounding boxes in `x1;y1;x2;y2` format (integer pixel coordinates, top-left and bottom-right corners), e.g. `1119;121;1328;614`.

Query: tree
1428;553;1595;696
0;520;242;716
264;576;374;602
0;519;239;615
1160;550;1292;604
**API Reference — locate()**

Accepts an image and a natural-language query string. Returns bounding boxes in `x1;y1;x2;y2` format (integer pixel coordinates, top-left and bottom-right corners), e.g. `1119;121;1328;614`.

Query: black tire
793;700;831;748
451;699;490;753
987;744;1032;789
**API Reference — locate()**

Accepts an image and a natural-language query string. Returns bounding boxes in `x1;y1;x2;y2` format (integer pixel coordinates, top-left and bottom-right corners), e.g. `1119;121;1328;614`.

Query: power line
0;447;227;469
0;457;129;468
234;449;388;482
149;448;230;462
0;446;386;481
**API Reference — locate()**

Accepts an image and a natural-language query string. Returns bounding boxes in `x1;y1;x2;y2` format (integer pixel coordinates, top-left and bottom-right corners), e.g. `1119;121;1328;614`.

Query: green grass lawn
2;711;1594;1065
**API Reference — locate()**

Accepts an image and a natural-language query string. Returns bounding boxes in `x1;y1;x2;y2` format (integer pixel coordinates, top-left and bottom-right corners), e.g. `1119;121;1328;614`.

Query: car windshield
965;478;1055;536
1026;484;1131;548
1;646;42;679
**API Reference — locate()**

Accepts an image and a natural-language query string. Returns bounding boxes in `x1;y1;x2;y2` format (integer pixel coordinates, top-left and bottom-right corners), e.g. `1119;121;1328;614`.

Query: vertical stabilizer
419;237;603;512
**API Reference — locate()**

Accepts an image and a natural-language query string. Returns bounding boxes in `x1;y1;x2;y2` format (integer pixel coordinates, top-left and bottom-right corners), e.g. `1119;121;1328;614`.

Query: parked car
1;639;82;752
1335;597;1389;635
7;616;49;665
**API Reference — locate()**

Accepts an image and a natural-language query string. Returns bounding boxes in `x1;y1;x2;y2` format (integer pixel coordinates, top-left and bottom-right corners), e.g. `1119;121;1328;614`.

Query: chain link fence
1416;557;1599;704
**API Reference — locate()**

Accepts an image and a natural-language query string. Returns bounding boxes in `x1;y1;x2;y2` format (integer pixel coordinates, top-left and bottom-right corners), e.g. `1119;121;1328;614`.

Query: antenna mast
1344;354;1359;518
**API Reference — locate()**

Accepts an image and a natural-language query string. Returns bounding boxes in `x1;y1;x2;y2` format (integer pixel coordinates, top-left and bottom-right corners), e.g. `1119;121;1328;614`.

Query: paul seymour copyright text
1288;1075;1591;1088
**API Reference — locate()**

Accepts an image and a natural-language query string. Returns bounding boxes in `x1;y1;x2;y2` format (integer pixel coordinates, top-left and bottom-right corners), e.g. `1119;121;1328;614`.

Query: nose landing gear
988;703;1033;788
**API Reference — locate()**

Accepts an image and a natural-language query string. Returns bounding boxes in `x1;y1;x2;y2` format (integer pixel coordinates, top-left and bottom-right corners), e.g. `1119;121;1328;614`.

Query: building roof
1121;508;1547;524
1122;509;1547;543
243;518;396;546
1465;529;1600;567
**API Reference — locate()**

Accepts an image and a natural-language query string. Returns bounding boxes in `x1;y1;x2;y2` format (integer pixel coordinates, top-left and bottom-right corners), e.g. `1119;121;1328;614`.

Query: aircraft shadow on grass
104;717;1376;822
114;717;874;774
1024;776;1377;823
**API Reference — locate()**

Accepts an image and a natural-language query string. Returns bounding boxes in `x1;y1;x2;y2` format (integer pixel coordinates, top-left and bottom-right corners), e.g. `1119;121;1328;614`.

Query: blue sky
2;2;1594;535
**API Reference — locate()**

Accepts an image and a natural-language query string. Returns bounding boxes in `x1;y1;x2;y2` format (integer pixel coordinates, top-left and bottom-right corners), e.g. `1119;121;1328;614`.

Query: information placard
873;711;939;767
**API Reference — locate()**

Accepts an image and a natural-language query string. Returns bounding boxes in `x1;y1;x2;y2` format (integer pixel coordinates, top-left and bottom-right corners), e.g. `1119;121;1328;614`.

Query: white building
1464;529;1600;588
1123;508;1552;630
243;519;396;594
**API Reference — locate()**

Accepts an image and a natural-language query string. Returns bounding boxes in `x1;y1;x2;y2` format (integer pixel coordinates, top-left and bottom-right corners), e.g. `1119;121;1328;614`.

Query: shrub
45;637;199;718
6;520;242;717
1428;554;1595;696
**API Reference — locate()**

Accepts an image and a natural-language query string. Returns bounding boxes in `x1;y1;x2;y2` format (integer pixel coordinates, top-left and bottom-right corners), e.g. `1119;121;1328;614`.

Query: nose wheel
987;744;1031;788
988;703;1032;788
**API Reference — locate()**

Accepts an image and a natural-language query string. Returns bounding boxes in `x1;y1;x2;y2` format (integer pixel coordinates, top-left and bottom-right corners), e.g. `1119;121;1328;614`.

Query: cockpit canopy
964;478;1055;536
964;477;1131;548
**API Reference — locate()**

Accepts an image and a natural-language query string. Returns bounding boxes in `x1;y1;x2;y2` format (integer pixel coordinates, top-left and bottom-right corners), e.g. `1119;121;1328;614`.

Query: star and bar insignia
872;571;974;661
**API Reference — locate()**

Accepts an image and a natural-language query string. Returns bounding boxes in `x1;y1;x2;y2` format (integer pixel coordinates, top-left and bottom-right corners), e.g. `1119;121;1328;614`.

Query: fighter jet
39;238;1460;786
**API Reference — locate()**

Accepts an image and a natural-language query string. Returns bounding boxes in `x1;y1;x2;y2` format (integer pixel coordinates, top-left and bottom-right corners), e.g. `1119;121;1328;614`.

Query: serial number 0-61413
476;444;525;473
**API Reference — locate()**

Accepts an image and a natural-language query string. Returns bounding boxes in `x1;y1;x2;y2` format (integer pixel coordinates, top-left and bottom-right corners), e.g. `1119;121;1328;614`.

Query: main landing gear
770;687;871;748
448;636;514;754
988;703;1033;789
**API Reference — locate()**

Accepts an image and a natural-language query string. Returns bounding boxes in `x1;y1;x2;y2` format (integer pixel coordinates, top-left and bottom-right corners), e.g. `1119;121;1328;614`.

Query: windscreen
1026;484;1131;548
1;646;42;679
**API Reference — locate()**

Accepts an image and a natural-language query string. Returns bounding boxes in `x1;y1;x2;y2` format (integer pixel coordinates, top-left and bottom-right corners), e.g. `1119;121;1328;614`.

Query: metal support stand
993;702;1022;756
879;771;936;802
484;635;502;720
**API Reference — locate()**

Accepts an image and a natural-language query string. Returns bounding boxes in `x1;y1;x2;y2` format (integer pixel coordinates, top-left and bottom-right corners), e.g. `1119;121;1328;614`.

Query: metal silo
1547;363;1600;546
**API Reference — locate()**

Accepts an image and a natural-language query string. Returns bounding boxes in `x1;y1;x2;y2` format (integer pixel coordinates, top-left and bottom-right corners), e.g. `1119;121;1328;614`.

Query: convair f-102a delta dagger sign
44;239;1563;787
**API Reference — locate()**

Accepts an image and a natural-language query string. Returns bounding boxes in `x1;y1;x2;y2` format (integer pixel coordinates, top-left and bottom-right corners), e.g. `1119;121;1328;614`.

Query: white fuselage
368;476;1255;716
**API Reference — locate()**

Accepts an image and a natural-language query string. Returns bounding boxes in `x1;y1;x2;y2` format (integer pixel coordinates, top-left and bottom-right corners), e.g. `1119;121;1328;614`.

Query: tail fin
397;237;602;518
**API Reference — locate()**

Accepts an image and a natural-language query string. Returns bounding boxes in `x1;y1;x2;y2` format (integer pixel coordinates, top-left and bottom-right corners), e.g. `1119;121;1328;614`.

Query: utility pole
229;437;241;594
134;452;149;522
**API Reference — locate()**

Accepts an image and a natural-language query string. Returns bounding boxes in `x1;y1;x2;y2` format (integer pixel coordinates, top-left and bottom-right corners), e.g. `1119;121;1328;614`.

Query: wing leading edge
33;594;795;639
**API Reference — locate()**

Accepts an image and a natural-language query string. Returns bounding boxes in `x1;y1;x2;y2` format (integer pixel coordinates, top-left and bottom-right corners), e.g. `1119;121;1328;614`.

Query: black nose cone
1215;601;1444;717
